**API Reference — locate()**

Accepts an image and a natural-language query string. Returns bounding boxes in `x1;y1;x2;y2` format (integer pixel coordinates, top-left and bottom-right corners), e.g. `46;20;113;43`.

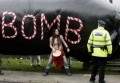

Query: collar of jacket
97;27;105;30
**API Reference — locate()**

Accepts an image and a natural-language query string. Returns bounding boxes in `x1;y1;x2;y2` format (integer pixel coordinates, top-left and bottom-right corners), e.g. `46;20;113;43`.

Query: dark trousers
90;56;107;82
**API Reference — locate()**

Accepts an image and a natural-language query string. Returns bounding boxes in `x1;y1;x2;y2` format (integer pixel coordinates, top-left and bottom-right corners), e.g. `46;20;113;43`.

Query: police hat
98;20;106;25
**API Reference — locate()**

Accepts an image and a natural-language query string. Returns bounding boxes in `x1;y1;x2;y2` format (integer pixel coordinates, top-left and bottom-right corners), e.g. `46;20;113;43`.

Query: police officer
87;20;112;83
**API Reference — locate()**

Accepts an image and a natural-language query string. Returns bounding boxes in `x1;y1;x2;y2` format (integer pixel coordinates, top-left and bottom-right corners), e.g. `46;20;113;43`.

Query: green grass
1;58;83;73
1;58;120;75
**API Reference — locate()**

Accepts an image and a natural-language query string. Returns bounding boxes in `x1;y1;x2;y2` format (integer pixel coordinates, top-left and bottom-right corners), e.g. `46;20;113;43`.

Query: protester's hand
52;48;55;52
67;48;70;52
108;54;111;58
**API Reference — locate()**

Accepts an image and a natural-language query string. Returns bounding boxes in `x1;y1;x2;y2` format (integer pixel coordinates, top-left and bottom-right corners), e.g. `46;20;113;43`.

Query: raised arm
60;35;70;52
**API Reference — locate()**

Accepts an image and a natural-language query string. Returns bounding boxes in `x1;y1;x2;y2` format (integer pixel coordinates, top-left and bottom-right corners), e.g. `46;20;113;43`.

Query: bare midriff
53;38;62;50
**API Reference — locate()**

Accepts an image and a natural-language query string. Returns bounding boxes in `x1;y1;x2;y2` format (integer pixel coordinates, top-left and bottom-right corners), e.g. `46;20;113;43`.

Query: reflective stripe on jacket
87;27;112;57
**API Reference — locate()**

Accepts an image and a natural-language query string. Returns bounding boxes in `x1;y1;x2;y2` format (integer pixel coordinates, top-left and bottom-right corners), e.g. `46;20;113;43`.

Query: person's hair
52;28;61;44
52;28;59;37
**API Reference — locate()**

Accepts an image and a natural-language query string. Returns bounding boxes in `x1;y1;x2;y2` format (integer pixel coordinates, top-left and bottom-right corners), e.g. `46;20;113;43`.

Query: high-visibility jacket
87;27;112;57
